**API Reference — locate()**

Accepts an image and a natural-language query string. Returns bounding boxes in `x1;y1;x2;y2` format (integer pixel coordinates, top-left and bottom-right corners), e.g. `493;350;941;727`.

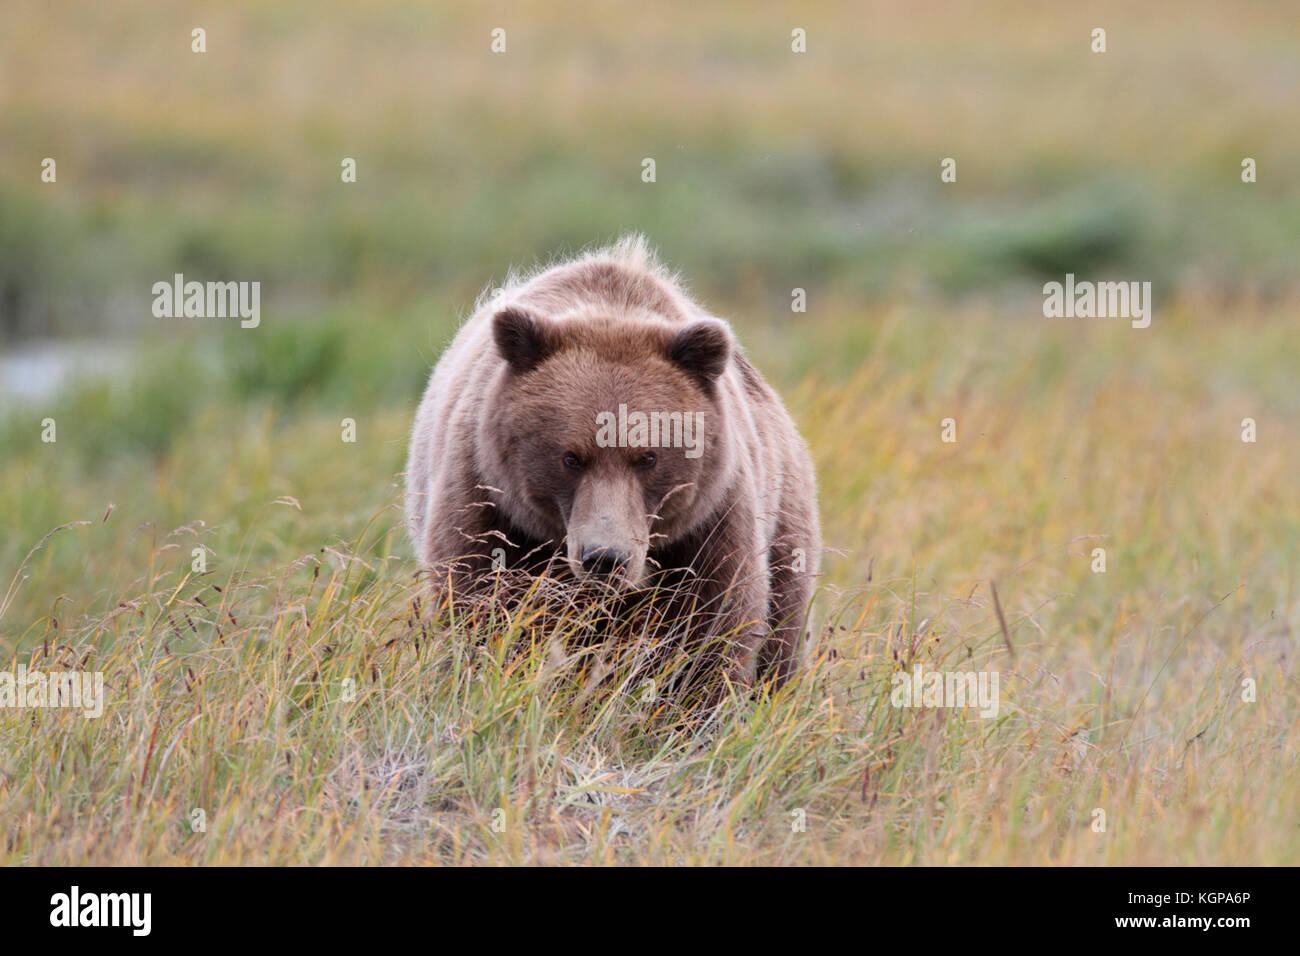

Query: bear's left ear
668;319;732;388
493;306;556;375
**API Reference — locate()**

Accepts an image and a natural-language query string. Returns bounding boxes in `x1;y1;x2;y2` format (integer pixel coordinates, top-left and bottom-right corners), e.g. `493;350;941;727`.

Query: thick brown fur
405;236;820;692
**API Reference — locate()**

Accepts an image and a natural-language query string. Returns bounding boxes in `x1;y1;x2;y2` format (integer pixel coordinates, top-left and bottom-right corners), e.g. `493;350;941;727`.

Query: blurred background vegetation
3;2;1297;334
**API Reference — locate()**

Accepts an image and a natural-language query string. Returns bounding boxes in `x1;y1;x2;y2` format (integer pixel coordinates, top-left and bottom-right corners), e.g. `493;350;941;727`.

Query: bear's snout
568;529;645;588
565;471;649;588
580;545;632;579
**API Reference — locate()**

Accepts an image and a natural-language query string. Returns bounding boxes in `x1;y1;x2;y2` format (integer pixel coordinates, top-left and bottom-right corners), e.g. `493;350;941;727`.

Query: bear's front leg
662;504;770;700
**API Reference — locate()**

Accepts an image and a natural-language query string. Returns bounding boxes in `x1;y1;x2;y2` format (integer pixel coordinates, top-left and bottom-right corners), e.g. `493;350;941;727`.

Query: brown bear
405;236;820;692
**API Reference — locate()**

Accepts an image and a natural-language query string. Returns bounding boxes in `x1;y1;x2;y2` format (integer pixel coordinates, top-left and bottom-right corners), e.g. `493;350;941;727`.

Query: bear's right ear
668;318;731;389
493;307;555;375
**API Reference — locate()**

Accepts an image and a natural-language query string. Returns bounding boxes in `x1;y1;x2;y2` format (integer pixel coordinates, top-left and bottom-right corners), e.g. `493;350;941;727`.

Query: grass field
1;1;1297;864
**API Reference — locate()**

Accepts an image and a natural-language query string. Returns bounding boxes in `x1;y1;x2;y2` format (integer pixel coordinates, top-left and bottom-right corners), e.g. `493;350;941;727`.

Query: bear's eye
636;452;657;471
562;452;584;472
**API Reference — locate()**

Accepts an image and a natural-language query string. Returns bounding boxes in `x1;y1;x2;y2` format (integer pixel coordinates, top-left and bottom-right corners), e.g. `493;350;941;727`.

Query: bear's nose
581;546;630;578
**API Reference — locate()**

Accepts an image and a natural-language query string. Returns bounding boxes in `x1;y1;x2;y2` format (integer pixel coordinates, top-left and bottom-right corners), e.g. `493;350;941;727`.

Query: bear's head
482;305;736;588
